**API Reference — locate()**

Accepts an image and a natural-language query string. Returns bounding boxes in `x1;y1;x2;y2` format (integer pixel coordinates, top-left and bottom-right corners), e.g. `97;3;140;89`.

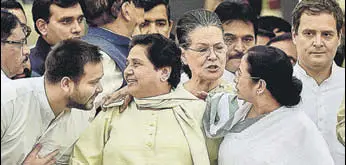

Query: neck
185;77;222;94
247;93;281;118
299;62;332;85
135;84;171;99
44;79;69;117
102;18;133;38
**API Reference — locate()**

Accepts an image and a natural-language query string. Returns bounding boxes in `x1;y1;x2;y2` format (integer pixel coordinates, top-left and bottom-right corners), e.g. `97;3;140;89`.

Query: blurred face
67;62;104;110
256;35;271;45
183;26;227;81
1;24;30;78
234;55;258;102
293;12;341;71
42;3;85;45
270;40;297;65
138;4;172;38
127;2;145;33
223;20;255;73
124;45;167;98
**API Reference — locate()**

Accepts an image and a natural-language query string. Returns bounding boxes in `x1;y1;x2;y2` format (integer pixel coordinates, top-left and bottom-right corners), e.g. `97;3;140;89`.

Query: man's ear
36;18;48;36
180;47;188;65
120;1;131;22
60;77;74;94
291;28;297;45
160;66;172;82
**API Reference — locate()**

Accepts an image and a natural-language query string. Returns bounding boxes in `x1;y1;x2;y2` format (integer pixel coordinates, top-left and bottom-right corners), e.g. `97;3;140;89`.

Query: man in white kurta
294;63;345;164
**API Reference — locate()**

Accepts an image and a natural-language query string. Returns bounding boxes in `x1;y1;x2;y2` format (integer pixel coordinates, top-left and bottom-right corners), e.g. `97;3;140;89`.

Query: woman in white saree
204;45;334;165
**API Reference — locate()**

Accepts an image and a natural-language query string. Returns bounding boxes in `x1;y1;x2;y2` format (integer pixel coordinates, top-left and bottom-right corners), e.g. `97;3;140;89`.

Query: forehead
189;26;223;44
145;4;168;21
128;45;150;61
223;20;255;37
49;3;83;19
81;62;103;81
9;9;26;24
239;55;249;70
298;12;337;32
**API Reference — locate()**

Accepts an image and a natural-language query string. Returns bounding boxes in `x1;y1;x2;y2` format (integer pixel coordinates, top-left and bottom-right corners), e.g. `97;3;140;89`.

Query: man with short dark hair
214;1;257;82
267;32;297;65
1;39;104;164
30;0;85;76
292;0;345;164
1;0;32;78
1;10;30;82
135;0;173;38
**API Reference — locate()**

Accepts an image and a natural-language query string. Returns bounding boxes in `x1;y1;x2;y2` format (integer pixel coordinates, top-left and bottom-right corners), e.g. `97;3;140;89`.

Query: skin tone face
137;4;172;38
67;62;104;110
234;55;258;102
1;23;30;78
270;40;298;65
39;3;85;45
256;35;271;45
293;12;341;72
223;20;255;73
124;45;171;98
182;26;227;82
127;2;145;34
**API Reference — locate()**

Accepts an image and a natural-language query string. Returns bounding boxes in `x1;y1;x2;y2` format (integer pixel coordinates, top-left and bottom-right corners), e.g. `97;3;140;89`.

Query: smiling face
124;45;168;98
293;12;341;71
67;62;104;110
223;20;255;73
182;26;227;82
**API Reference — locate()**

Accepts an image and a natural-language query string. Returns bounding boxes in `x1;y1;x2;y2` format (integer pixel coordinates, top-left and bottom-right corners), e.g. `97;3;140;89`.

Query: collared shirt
1;77;55;164
0;77;94;164
30;37;52;76
294;63;345;165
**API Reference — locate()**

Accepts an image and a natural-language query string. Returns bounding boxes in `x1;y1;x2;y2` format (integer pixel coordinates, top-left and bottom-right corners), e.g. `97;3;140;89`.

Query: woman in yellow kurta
70;34;210;165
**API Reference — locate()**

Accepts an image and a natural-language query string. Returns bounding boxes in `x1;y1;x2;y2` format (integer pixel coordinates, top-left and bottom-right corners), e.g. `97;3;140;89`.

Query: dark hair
215;1;258;39
258;16;291;35
1;9;20;40
80;0;155;27
292;0;344;36
146;0;171;21
176;9;222;76
130;34;182;88
45;39;103;84
32;0;80;35
246;45;302;106
266;32;293;46
1;0;25;16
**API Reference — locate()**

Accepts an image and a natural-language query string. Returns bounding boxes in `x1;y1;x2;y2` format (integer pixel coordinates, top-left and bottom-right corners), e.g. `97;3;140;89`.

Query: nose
148;23;159;34
71;20;82;34
207;47;218;61
234;39;245;52
22;44;30;57
124;66;134;78
96;82;103;94
313;34;323;48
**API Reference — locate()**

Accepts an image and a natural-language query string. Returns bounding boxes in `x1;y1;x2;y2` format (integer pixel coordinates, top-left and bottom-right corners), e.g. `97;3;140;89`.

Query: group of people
1;0;345;165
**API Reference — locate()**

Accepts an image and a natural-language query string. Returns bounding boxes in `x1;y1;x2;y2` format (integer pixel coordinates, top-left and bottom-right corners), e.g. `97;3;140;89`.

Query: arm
337;96;345;146
69;109;118;164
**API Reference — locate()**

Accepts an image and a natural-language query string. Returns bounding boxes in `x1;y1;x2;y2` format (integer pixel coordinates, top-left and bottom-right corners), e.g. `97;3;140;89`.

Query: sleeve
69;108;118;165
337;96;345;146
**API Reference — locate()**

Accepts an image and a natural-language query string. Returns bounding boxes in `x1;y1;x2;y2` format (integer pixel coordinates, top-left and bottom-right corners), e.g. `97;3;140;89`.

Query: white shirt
219;105;334;165
294;63;345;165
1;69;11;83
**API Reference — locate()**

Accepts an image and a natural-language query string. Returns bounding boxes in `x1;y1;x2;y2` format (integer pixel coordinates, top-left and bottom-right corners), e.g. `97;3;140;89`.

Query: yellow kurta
70;87;209;165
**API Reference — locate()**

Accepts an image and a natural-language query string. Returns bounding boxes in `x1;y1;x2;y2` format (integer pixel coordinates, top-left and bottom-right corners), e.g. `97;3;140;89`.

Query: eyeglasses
235;69;260;80
1;38;27;46
186;44;227;57
21;23;31;38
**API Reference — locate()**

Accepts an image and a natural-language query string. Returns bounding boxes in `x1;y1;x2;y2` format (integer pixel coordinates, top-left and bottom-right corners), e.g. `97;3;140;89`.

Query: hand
22;144;59;165
102;86;133;113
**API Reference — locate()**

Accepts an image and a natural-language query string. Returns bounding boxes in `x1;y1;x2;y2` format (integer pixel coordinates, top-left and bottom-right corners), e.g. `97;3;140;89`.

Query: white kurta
294;63;345;165
1;77;95;164
219;104;335;165
1;69;11;83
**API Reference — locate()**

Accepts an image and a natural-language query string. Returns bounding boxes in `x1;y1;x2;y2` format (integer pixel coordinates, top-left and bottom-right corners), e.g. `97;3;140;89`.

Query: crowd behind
1;0;345;164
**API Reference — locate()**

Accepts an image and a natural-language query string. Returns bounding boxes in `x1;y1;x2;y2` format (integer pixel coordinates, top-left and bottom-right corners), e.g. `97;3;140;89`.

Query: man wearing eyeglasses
214;1;257;83
1;10;30;82
1;0;32;79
